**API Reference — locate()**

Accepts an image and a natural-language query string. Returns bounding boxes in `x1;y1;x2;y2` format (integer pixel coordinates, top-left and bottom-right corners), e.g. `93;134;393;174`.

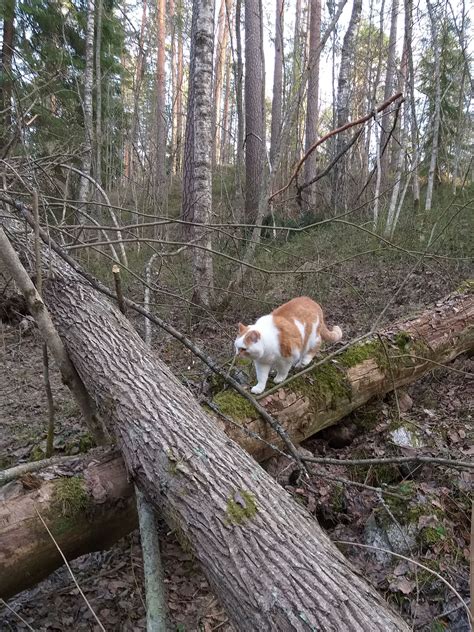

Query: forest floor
0;217;472;631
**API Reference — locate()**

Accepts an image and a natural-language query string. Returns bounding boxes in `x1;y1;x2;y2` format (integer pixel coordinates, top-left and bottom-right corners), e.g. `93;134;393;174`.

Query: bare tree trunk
125;0;147;183
189;0;215;307
212;0;230;166
0;0;15;149
5;226;413;631
425;0;442;212
303;0;321;208
379;0;399;180
181;0;197;232
332;0;363;209
154;0;167;210
404;0;419;207
220;44;232;165
95;0;103;186
269;0;284;168
244;0;265;222
234;0;245;204
175;0;184;174
77;0;95;218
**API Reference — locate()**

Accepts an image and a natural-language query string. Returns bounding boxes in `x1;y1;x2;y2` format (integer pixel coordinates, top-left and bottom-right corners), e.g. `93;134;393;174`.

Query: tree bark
332;0;363;209
154;0;167;207
94;0;103;186
269;0;284;168
425;0;442;212
212;0;230;166
77;0;95;217
3;224;414;630
0;0;15;149
189;0;215;307
379;0;399;180
303;0;322;208
244;0;265;222
0;451;137;600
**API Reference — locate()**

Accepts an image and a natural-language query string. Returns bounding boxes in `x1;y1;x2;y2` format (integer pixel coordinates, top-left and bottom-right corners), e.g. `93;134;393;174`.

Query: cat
234;296;342;395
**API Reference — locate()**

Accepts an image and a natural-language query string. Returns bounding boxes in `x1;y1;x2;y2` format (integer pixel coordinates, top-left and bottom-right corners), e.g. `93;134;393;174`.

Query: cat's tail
320;319;342;343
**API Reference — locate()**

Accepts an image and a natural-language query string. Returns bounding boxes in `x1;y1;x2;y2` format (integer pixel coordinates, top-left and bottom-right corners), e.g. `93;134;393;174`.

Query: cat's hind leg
297;341;321;368
251;362;271;394
273;358;293;383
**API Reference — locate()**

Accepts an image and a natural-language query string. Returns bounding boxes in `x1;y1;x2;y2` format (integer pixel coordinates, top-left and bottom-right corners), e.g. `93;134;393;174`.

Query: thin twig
302;455;474;469
0;598;36;631
35;507;106;631
335;540;473;625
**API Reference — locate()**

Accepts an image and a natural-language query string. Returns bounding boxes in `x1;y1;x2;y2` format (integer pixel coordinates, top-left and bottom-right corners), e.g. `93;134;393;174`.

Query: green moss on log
292;361;351;409
226;490;258;525
47;476;90;536
213;389;256;420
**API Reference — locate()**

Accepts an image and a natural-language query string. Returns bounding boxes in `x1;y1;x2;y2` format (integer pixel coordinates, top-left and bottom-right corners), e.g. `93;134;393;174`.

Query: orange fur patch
271;296;341;357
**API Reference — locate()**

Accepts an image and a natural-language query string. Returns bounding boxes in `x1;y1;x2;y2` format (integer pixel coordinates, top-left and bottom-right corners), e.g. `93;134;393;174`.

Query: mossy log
212;289;473;460
0;451;136;599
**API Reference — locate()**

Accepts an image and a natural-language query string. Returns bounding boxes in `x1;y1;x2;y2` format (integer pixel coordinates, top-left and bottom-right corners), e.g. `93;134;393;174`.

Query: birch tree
183;0;215;306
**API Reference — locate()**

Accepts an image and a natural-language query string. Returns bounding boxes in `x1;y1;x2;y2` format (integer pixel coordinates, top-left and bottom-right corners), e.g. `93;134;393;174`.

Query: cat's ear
238;322;247;334
246;330;261;344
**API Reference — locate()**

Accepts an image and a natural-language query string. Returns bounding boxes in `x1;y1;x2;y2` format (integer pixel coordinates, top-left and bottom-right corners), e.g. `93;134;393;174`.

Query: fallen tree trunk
214;288;474;459
2;226;412;629
0;451;136;600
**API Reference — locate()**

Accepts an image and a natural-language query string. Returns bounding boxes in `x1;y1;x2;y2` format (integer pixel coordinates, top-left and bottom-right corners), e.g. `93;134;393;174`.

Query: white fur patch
293;318;305;343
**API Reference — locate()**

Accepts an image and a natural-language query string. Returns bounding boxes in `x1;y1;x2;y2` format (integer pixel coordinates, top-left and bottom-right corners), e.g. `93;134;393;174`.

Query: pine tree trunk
303;0;321;208
379;0;399;180
269;0;284;168
332;0;363;209
175;0;184;174
212;0;230;166
3;226;415;631
425;0;442;212
0;0;15;149
95;0;103;186
234;0;245;203
244;0;265;222
154;0;167;207
77;0;95;217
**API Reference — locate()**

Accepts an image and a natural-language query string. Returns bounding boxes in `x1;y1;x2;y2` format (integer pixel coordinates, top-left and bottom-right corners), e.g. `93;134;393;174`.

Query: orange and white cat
234;297;342;394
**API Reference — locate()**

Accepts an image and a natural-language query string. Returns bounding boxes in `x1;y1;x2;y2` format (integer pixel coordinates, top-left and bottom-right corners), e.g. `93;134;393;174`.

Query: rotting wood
0;451;136;600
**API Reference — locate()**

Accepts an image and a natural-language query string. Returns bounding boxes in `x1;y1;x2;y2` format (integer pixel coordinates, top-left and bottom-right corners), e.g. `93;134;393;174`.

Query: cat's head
234;323;263;359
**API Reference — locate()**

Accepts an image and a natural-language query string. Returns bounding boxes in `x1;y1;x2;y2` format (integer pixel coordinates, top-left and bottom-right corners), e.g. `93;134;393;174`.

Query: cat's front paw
251;384;265;394
273;374;287;384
